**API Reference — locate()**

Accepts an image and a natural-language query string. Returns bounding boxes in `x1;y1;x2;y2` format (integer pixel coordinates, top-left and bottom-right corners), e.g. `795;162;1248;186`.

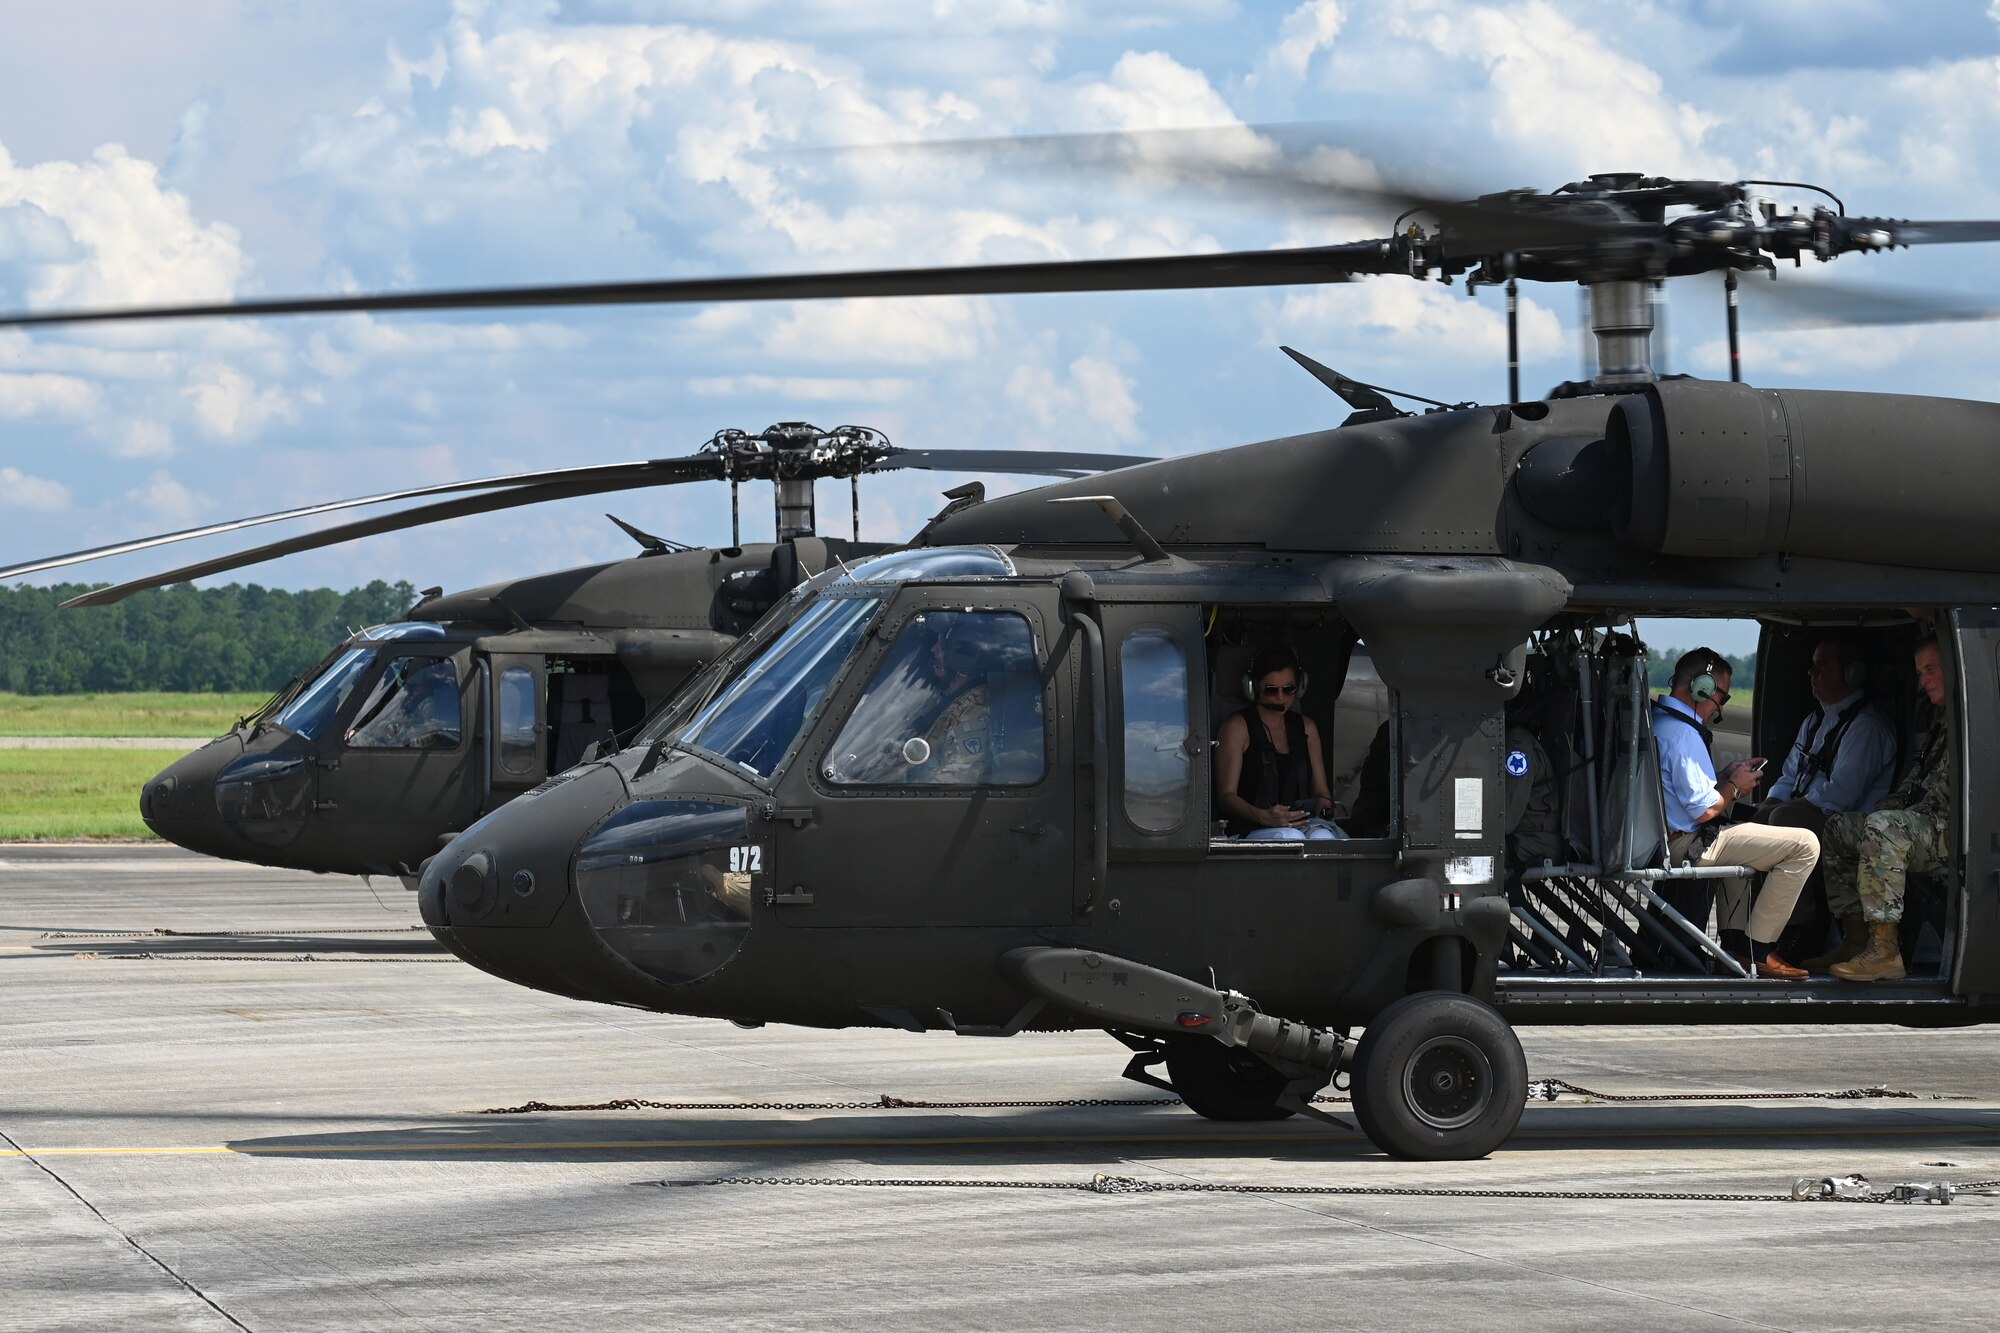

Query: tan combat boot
1830;922;1906;983
1804;914;1867;974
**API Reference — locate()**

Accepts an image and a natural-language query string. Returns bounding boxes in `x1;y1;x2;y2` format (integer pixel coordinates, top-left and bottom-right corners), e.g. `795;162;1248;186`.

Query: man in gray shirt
1763;638;1897;821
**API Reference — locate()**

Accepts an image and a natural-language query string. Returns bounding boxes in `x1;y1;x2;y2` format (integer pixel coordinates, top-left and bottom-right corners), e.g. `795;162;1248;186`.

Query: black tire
1351;991;1526;1160
1163;1034;1297;1121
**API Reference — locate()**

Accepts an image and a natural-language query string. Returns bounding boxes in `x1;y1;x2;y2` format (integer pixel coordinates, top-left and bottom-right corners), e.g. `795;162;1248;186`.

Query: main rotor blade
0;246;1400;330
57;464;724;608
871;448;1155;477
0;457;722;582
1734;275;2000;330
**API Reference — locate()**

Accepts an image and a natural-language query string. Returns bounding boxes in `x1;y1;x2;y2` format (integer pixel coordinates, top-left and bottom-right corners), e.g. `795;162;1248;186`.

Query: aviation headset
1682;648;1729;704
1830;641;1868;690
1242;648;1309;704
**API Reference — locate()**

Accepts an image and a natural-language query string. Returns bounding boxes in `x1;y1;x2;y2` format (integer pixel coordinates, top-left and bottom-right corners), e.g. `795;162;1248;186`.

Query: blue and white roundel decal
1505;749;1531;778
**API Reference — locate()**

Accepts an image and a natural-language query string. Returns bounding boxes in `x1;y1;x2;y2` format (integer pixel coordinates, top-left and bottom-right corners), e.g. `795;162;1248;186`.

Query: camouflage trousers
1822;808;1947;924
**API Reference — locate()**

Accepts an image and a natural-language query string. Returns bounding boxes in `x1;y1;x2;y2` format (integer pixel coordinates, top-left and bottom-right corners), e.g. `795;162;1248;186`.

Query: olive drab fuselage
417;378;2000;1034
139;538;887;877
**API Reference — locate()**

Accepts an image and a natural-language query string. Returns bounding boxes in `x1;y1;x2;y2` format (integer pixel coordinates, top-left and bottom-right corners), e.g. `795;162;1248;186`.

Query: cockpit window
835;547;1014;585
346;657;462;750
823;610;1045;787
270;647;378;741
680;595;882;778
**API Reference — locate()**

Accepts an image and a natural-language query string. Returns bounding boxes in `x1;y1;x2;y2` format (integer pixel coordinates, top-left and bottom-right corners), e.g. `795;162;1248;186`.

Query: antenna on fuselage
1048;495;1170;564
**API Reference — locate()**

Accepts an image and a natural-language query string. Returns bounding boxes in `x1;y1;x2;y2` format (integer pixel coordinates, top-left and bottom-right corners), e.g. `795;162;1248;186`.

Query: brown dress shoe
1732;951;1809;981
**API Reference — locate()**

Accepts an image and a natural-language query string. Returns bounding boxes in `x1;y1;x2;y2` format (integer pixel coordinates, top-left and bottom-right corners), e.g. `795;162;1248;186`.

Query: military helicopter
9;150;2000;1160
0;423;1146;880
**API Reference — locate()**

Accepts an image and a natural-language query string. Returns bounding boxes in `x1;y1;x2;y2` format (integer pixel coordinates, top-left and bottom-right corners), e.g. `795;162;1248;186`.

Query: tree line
1647;645;1759;691
0;581;419;695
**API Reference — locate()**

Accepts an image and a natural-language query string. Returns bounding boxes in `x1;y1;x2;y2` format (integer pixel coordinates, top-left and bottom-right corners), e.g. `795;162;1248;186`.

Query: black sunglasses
1260;682;1299;697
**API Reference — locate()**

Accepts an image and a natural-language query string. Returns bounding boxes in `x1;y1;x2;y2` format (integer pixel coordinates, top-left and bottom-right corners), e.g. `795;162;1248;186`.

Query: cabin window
498;666;539;775
822;609;1045;787
1121;628;1192;832
345;657;462;750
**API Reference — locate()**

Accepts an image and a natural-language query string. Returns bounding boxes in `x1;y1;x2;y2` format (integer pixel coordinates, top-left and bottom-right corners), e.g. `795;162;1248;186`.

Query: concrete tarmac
3;846;1998;1331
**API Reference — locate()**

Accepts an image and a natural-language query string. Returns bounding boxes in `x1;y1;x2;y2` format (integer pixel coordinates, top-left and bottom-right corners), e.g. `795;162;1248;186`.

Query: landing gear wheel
1351;991;1525;1160
1163;1034;1297;1121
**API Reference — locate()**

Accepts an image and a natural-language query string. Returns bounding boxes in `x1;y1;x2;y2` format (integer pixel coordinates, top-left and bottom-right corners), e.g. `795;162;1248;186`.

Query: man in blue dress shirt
1653;649;1820;979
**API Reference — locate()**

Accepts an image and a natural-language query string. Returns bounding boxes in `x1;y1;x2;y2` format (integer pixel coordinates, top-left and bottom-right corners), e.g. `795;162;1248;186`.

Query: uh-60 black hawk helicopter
9;150;2000;1160
0;423;1148;881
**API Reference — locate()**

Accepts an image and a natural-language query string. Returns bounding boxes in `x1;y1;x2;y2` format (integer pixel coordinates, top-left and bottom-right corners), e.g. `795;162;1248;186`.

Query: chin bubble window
823;610;1046;787
345;657;463;750
212;753;313;849
573;800;755;986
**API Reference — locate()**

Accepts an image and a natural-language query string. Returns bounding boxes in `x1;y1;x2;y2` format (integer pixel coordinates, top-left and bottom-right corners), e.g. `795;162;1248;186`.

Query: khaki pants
1699;822;1822;943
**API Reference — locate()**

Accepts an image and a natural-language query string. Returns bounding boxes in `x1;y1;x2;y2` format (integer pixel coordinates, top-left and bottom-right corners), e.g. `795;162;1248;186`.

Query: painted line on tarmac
0;858;273;870
6;1120;2000;1159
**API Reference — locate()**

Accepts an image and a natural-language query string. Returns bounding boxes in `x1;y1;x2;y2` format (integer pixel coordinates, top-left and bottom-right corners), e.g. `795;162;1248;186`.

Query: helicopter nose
419;764;658;1005
139;737;250;858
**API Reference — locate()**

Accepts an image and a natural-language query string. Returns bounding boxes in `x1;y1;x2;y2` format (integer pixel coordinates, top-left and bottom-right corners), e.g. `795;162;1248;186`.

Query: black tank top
1230;705;1310;836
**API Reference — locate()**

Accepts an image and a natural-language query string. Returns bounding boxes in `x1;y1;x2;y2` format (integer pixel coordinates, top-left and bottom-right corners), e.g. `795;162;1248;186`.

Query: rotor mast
1586;280;1658;386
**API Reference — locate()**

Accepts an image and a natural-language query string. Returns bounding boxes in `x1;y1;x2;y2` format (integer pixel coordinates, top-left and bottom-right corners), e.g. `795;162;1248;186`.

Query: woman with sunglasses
1215;646;1344;840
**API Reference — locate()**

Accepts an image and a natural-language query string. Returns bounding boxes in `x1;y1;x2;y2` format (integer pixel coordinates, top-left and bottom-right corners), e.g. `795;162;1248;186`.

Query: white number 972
729;845;763;874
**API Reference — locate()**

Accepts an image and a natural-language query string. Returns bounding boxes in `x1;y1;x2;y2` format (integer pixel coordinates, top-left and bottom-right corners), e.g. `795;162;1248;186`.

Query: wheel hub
1404;1036;1494;1130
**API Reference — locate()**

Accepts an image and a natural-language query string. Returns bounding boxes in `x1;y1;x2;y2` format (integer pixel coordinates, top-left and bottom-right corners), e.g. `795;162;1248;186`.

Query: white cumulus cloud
123;469;206;526
0;466;72;511
0;139;247;312
1008;354;1142;442
0;371;96;419
182;364;297;441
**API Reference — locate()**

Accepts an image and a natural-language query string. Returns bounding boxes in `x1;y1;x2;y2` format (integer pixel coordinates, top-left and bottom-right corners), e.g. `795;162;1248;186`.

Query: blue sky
2;0;1998;648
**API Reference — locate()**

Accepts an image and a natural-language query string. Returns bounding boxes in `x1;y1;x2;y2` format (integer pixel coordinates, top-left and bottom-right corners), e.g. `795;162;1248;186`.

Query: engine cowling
1518;379;2000;573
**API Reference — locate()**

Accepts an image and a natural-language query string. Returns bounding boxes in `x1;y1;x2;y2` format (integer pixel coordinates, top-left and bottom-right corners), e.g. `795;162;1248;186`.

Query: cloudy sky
3;0;1998;654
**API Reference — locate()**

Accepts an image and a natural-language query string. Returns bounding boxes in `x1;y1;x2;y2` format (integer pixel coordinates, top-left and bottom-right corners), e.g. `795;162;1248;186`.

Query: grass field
0;691;266;737
0;750;179;840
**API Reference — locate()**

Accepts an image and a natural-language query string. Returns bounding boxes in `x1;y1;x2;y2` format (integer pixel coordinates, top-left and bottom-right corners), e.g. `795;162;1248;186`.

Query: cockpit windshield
678;594;882;778
264;623;448;741
633;580;826;747
834;547;1014;585
270;647;378;740
355;621;448;642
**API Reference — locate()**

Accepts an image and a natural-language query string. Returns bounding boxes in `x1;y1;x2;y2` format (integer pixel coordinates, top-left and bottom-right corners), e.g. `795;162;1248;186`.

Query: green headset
1686;649;1728;703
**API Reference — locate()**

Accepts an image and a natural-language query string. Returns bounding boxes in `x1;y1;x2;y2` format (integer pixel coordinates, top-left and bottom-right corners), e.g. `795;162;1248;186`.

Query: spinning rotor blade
0;457;720;582
870;448;1154;477
56;461;725;608
1855;218;2000;247
1732;275;2000;330
832;124;1620;253
0;246;1403;330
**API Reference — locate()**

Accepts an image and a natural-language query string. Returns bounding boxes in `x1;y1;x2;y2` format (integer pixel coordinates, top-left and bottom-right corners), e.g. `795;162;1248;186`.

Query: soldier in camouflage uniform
921;682;994;784
1813;635;1951;982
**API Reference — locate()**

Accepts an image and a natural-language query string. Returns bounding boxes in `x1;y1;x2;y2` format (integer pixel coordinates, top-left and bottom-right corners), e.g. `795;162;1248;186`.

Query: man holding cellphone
1653;649;1820;979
